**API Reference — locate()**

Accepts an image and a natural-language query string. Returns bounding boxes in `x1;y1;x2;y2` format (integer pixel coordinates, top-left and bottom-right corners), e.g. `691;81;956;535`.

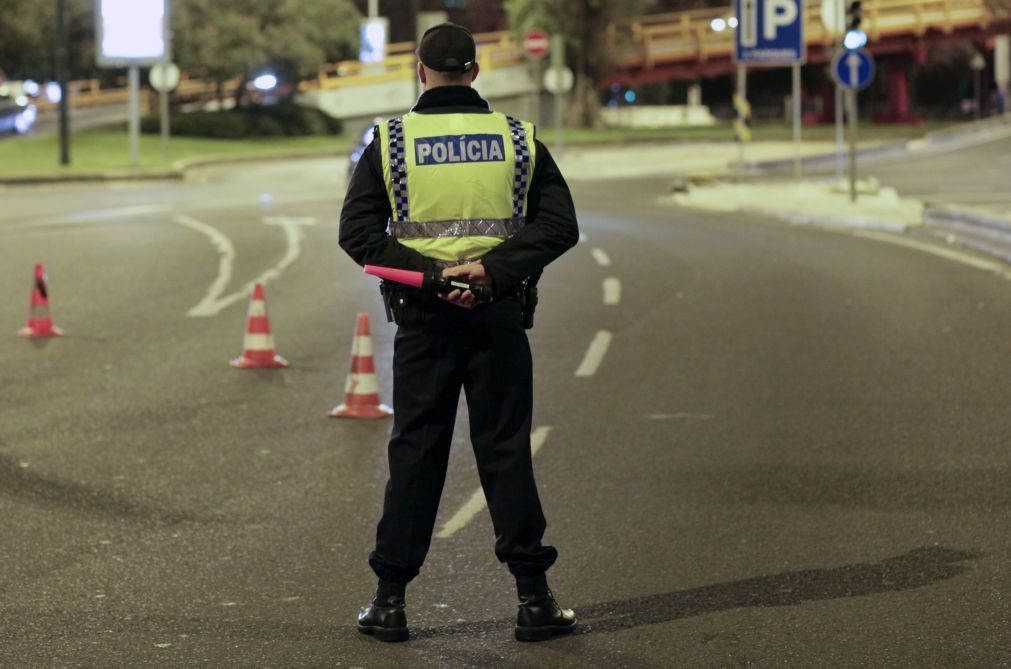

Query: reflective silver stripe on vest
505;116;531;218
388;118;409;221
390;217;525;240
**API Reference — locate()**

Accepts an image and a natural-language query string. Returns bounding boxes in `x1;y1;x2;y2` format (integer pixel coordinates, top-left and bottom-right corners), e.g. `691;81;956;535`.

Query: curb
0;147;345;186
171;148;343;172
0;170;184;186
922;203;1011;265
923;203;1011;237
744;115;1011;174
746;206;910;234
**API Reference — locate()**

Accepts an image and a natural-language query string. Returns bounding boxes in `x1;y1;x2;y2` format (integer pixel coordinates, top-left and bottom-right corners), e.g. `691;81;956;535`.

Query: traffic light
843;0;867;49
846;1;862;32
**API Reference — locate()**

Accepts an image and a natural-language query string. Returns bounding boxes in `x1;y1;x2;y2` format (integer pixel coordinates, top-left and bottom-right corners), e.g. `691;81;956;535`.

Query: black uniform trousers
368;295;558;585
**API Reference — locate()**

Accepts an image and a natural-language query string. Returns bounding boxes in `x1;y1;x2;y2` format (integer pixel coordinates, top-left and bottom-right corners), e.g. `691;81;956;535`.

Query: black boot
357;580;409;642
514;576;577;642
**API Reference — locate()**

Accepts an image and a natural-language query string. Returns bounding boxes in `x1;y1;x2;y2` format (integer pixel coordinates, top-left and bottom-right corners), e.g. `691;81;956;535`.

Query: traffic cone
327;312;392;419
230;283;288;369
18;262;64;338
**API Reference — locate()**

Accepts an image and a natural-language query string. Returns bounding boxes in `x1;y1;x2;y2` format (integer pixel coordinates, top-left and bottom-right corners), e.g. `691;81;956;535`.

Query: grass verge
0;129;351;178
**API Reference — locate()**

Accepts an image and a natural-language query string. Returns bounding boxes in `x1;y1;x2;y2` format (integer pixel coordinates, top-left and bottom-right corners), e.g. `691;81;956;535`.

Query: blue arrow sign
734;0;806;64
832;48;875;90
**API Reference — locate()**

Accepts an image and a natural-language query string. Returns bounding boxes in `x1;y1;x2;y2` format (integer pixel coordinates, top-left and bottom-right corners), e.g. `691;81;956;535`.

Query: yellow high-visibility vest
378;110;537;263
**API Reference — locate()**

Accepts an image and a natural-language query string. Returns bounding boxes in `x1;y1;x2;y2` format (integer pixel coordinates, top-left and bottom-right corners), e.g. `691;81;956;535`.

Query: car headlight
14;105;36;134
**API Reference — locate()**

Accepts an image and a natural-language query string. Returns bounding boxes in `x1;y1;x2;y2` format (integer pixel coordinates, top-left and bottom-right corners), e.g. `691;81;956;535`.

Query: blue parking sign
734;0;806;64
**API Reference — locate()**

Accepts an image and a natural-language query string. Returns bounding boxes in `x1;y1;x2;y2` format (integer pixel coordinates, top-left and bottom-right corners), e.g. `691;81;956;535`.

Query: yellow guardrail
300;31;521;92
40;0;1009;111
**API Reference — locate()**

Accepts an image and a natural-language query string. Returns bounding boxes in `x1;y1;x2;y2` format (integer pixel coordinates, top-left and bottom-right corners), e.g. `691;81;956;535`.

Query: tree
173;0;361;105
504;0;645;128
0;0;93;81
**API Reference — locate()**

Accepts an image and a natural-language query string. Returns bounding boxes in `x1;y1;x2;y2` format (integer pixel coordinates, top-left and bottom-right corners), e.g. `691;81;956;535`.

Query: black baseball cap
417;22;476;73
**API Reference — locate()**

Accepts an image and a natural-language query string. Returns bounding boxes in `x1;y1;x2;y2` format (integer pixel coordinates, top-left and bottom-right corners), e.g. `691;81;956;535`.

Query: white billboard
95;0;168;67
360;18;389;64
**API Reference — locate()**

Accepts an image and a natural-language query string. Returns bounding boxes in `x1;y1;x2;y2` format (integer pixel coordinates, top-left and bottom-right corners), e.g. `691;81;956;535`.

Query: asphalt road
1;151;1008;668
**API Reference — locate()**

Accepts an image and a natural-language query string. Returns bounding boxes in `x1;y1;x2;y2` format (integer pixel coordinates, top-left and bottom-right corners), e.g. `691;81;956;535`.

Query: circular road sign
149;62;181;92
820;0;843;34
832;48;875;91
543;65;574;94
523;29;550;59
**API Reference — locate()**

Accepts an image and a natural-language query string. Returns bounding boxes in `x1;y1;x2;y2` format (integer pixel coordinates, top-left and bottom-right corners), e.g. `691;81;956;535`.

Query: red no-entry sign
523;29;550;59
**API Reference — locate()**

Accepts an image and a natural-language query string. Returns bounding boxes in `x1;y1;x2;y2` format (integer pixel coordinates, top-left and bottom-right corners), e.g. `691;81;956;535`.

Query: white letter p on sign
763;0;798;40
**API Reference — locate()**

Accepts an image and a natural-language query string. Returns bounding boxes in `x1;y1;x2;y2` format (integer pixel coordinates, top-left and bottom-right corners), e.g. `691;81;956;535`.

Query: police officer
338;22;579;642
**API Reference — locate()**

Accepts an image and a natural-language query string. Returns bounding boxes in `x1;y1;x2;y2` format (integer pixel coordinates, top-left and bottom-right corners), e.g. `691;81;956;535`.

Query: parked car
0;93;37;135
347;117;383;180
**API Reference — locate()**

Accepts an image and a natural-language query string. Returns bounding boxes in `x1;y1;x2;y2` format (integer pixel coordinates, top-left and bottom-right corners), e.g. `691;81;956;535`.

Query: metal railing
300;31;521;92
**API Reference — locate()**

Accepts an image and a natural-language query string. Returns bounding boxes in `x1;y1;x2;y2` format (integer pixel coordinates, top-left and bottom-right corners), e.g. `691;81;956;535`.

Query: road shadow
0;453;196;525
413;546;979;639
0;546;978;645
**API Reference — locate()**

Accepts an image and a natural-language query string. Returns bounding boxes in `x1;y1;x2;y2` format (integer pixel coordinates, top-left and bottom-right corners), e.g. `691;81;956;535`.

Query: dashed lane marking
435;426;552;539
575;330;613;378
603;277;621;305
591;248;612;267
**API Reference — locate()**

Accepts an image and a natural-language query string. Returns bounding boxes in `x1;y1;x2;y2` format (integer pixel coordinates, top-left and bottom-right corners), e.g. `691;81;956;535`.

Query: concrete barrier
600;105;717;129
297;64;537;121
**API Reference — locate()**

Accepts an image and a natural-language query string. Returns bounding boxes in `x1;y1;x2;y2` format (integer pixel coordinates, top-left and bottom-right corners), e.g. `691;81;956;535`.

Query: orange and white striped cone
327;312;392;419
230;283;288;369
18;262;64;338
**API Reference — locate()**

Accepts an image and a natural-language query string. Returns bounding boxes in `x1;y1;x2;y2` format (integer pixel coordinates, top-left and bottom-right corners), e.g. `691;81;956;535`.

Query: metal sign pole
129;65;141;169
551;34;565;157
792;62;802;178
835;84;844;181
161;8;173;163
160;72;170;161
847;88;858;202
835;0;844;182
737;64;747;167
55;0;71;165
536;58;544;126
412;0;421;101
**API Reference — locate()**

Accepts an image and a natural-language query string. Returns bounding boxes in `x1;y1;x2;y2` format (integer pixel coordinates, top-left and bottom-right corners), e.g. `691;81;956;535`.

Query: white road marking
591;248;612;267
575;330;613;378
579;231;589;243
435;426;552;539
648;413;714;421
177;214;317;317
63;204;174;222
174;214;236;317
853;230;1011;282
603;277;621;305
20;204;174;228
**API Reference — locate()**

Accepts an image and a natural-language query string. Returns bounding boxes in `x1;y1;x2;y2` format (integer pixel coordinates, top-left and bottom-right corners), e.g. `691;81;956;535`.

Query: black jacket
338;85;579;299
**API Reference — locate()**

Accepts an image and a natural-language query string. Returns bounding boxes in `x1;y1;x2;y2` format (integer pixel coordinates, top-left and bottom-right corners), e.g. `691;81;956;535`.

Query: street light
253;73;279;91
